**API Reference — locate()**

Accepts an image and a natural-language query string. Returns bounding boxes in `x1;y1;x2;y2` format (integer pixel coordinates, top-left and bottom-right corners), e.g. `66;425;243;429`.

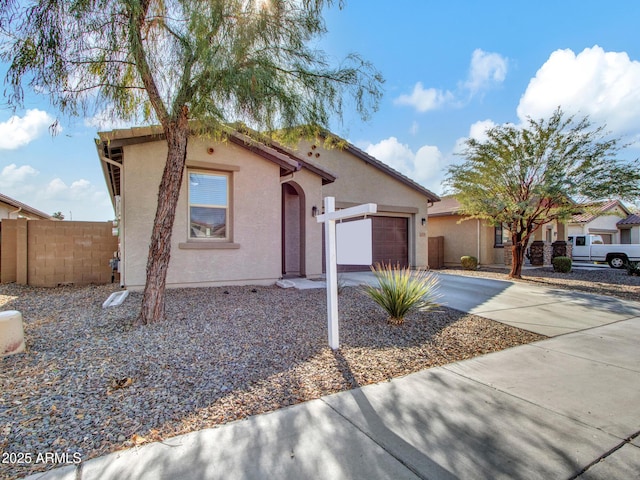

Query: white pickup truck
568;234;640;268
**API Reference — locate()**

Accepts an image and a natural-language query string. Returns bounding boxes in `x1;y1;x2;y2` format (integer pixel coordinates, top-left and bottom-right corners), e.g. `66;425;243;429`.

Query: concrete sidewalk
25;274;640;479
27;316;640;480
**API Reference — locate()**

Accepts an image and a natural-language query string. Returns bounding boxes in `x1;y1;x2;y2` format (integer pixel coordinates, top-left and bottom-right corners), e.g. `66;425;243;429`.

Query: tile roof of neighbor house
618;213;640;226
427;195;461;216
96;125;441;204
0;193;52;219
570;199;630;223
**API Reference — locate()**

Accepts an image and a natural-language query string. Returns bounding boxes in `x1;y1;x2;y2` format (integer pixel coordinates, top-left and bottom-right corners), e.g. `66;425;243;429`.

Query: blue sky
2;1;640;220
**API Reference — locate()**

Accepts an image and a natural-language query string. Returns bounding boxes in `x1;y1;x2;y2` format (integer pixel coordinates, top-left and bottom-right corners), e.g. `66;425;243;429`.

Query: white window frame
187;170;230;242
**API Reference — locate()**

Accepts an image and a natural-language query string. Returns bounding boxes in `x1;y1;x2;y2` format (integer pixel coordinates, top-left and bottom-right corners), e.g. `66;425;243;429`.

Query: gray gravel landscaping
0;281;543;480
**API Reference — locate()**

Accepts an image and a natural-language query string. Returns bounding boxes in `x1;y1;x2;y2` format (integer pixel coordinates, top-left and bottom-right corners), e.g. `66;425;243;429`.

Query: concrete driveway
334;271;640;337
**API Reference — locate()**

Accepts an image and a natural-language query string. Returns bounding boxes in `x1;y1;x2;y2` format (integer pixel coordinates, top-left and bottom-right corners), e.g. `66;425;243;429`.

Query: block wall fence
1;219;118;287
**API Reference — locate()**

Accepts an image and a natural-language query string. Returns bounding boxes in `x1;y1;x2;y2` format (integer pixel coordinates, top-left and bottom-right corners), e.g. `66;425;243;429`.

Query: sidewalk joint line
567;430;640;479
320;397;429;480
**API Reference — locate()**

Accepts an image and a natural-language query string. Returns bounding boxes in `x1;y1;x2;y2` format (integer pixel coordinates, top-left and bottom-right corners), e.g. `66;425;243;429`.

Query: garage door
372;216;409;267
323;216;409;272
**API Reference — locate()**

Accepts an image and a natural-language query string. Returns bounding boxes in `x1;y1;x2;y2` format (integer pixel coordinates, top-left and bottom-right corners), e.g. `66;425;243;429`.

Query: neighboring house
617;214;640;244
427;195;565;267
568;200;638;244
0;193;52;221
427;196;508;267
96;126;440;290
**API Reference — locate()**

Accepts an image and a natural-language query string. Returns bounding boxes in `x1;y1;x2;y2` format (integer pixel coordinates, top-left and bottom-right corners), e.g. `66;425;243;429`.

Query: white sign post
317;196;377;349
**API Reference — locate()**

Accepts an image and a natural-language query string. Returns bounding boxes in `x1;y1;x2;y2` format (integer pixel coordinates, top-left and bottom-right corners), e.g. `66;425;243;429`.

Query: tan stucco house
568;200;639;244
0;193;51;221
427;196;506;267
97;126;440;289
428;196;569;267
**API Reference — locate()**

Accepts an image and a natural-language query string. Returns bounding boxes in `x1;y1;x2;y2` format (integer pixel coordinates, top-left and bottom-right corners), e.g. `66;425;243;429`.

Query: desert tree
445;108;640;278
0;0;383;323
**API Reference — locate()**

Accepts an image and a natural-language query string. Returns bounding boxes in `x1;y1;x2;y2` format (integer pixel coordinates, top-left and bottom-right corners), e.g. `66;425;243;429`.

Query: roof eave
342;143;440;202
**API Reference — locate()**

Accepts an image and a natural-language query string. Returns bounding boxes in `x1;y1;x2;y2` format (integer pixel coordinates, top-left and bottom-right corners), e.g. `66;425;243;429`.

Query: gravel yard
0;281;543;479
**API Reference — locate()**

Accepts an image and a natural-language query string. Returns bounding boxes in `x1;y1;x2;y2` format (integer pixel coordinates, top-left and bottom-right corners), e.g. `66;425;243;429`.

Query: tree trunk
509;243;525;278
138;108;190;324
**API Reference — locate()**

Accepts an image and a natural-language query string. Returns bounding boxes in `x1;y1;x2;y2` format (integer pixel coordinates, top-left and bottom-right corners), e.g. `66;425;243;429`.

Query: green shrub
363;262;440;325
552;256;572;273
460;255;478;270
626;261;640;276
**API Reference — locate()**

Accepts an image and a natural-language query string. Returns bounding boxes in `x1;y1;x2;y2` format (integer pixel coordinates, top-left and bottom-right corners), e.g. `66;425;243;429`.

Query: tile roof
427;196;462;216
618;213;640;226
570;200;630;223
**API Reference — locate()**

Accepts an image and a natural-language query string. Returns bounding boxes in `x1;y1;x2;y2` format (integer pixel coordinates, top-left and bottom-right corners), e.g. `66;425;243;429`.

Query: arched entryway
282;181;306;277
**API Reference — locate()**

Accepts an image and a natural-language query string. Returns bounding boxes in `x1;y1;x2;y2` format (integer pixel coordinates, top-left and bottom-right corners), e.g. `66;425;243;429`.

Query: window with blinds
188;171;229;240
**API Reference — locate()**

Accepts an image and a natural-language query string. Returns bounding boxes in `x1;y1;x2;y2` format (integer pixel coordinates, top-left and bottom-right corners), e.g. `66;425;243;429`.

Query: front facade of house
568;200;639;244
428;196;566;267
97;127;439;289
427;196;506;267
617;214;640;244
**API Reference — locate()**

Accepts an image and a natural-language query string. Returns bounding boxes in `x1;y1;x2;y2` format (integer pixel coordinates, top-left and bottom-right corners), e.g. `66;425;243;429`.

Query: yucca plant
363;262;441;325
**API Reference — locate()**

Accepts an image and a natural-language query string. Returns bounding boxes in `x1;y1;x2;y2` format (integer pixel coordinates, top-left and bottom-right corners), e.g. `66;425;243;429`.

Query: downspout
426;200;433;269
477;219;481;264
100;154;124;287
9;206;22;219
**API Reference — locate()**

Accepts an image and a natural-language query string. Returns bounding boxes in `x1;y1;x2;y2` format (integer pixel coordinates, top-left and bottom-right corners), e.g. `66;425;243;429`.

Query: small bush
626;261;640;276
363;262;440;325
460;256;478;270
552;256;572;273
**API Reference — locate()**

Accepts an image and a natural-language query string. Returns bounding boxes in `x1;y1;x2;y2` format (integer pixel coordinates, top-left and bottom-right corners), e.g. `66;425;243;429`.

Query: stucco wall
299;140;431;268
122;137;284;289
0;204;12;220
568;207;628;243
428;215;499;266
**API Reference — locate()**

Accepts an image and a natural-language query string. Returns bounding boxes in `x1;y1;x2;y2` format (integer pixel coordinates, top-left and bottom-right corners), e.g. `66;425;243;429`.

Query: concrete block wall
0;220;18;283
1;219;118;287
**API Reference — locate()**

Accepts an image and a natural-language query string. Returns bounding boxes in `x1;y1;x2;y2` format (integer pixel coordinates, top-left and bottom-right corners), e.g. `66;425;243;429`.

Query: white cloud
464;49;508;94
409;121;419;135
453;119;499;154
0;172;113;221
42;178;102;202
365;137;415;173
394;82;455;112
414;145;445;187
517;46;640;134
35;178;113;220
0;163;39;188
395;50;507;113
84;110;134;131
0;110;56;149
468;119;497;142
364;137;447;194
